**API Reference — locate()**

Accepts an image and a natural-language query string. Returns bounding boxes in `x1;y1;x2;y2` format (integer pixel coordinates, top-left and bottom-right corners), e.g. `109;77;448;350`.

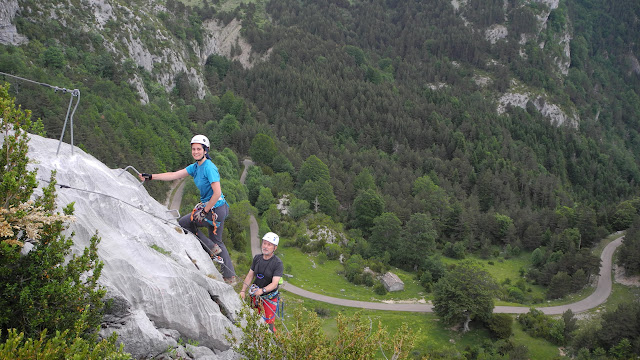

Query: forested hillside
217;0;640;293
1;0;640;296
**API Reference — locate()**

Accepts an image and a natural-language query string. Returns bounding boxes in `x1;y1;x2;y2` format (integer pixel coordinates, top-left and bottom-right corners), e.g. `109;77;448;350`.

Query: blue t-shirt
185;160;226;207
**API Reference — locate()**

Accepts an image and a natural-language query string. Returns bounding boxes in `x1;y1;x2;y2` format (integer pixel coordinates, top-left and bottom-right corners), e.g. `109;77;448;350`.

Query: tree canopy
433;260;499;332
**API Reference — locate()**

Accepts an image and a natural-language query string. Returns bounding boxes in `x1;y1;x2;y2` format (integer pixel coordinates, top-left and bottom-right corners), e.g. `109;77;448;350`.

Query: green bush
0;327;129;359
0;84;111;349
324;243;341;260
374;282;388;295
362;272;375;287
487;313;513;339
227;306;414;359
295;234;309;248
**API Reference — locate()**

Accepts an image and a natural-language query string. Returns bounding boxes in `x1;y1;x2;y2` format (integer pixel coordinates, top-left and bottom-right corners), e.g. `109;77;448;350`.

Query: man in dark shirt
240;232;283;332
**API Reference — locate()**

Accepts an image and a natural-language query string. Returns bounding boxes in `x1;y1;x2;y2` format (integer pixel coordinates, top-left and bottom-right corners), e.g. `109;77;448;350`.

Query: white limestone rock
0;0;28;45
21;134;243;359
485;25;508;44
629;55;640;75
498;90;579;127
380;272;404;292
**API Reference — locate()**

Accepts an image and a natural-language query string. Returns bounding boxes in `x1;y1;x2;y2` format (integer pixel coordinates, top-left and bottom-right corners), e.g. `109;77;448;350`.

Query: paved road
165;178;186;213
239;159;624;314
240;159;254;184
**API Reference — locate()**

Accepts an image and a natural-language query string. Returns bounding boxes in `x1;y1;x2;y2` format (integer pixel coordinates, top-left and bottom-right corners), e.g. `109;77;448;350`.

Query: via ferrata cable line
0;71;80;155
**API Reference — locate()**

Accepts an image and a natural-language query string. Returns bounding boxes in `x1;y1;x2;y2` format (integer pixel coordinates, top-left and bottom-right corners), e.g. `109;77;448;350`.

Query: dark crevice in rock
209;293;235;324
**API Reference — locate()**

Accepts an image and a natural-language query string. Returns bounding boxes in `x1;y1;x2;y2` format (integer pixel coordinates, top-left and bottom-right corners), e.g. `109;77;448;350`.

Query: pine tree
0;83;126;357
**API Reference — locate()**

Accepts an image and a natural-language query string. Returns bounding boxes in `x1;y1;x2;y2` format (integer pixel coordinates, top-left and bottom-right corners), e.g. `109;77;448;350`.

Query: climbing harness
190;202;219;234
250;286;281;324
0;71;80;156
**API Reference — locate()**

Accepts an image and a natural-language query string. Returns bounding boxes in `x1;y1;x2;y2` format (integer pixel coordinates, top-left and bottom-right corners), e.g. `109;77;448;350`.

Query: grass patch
279;291;562;359
279;291;457;358
440;253;547;305
511;322;561;359
279;246;428;302
150;244;171;256
600;283;640;312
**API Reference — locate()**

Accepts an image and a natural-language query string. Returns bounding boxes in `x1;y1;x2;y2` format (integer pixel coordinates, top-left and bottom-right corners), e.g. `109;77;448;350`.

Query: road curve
239;159;624;314
280;237;623;314
166;178;187;212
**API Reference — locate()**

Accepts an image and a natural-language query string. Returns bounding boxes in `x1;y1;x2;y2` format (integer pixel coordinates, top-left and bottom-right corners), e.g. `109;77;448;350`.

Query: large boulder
380;272;404;292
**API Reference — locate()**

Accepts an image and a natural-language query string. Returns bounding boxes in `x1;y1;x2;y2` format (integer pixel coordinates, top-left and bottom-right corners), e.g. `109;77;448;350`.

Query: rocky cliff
0;0;266;104
24;134;243;359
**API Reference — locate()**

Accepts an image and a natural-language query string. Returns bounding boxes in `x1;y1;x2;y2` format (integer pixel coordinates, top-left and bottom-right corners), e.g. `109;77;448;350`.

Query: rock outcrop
380;272;404;292
24;134;243;359
0;0;28;45
7;0;270;102
497;81;579;127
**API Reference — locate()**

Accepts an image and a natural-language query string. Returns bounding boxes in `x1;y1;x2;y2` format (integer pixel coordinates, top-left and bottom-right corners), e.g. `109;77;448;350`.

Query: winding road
170;158;626;315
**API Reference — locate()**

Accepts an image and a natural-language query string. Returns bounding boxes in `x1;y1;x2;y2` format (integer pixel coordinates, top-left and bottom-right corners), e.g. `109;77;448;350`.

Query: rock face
498;89;579;128
24;134;243;359
0;0;28;45
380;272;404;292
7;0;269;102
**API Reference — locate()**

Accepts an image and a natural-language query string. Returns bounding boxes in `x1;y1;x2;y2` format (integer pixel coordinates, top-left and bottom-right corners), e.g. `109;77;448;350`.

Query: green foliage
205;54;230;80
353;168;376;193
0;327;129;360
249;133;278;166
396;212;437;269
227;306;415;360
487;313;513;340
297;155;330;185
42;46;66;69
150;244;171;256
221;178;249;205
245;166;272;204
271;154;294;176
343;254;366;284
211;151;238;180
324;243;341;260
611;200;638;231
0;85;108;348
433;260;499;328
299;179;338;217
368;212;401;259
546;271;572;299
271;172;294;196
226;200;255;251
287;197;310;221
0;84;36;209
373;282;388;295
343;45;366;66
263;204;281;231
443;241;466;260
255;186;275;214
317;252;328;265
517;308;565;345
350;189;385;235
618;217;640;274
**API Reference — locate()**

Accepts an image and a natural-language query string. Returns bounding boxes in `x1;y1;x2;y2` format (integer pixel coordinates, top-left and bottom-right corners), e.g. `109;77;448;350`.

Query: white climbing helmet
190;134;210;149
262;232;279;246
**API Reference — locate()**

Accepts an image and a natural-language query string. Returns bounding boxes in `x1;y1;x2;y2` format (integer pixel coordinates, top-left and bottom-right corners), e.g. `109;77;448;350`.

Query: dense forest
2;0;640;357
